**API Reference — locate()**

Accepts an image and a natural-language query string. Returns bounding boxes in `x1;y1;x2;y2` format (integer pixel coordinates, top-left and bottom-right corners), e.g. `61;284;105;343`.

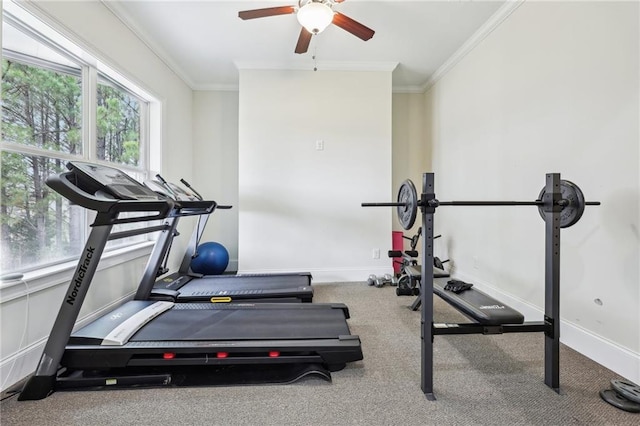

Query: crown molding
234;60;399;72
422;0;525;92
192;83;240;92
102;0;522;94
192;81;423;94
392;85;426;94
101;0;198;89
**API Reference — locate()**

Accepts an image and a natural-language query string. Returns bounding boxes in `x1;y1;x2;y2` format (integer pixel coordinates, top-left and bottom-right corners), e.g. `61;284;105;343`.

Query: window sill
0;242;155;303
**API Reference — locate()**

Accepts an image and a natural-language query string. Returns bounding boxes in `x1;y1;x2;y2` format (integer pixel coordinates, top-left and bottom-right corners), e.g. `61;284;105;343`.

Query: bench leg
411;296;421;311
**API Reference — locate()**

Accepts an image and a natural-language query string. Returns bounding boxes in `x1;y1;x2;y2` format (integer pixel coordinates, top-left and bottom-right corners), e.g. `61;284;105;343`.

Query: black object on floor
54;364;331;393
611;379;640;404
599;388;640;413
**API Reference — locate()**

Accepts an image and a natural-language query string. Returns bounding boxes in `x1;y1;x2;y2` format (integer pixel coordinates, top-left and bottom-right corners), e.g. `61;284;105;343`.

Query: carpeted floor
1;282;637;425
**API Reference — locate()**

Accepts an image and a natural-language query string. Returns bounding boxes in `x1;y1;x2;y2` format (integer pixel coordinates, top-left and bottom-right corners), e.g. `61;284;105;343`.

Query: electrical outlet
473;256;479;269
372;248;380;259
315;139;324;151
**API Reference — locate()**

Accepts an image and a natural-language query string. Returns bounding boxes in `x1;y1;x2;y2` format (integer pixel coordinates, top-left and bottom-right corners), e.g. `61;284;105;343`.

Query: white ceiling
105;0;507;92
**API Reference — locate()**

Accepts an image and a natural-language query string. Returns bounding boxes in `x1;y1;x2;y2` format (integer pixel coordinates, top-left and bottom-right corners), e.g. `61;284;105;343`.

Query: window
1;2;157;274
97;77;142;167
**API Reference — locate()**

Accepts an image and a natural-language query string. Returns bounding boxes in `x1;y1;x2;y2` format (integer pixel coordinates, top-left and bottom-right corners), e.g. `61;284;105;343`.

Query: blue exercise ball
191;242;229;275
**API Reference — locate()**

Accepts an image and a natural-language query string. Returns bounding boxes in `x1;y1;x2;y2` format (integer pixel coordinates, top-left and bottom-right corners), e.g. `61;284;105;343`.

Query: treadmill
19;162;363;400
142;178;314;303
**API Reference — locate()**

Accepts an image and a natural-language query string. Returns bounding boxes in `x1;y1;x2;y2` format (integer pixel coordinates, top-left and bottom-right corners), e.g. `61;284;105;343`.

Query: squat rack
362;172;599;400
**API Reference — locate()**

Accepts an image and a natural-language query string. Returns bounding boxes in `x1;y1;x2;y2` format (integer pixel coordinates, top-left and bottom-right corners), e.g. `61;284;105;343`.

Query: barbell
362;178;600;230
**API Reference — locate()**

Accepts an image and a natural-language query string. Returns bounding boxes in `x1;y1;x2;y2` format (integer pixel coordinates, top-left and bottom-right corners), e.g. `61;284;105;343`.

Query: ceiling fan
238;0;375;54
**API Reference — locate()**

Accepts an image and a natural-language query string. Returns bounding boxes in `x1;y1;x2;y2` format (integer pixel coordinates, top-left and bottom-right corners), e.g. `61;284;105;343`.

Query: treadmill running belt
130;305;352;341
177;275;310;294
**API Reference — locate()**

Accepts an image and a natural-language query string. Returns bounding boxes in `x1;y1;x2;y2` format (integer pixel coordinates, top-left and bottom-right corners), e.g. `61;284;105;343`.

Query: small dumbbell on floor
367;274;395;288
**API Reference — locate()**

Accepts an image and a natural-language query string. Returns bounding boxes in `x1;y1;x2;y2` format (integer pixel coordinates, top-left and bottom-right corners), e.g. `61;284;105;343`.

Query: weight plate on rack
537;180;586;228
434;257;444;270
397;179;418;230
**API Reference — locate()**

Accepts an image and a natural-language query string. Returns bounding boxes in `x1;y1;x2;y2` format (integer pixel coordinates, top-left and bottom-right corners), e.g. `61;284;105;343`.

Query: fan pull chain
312;43;318;71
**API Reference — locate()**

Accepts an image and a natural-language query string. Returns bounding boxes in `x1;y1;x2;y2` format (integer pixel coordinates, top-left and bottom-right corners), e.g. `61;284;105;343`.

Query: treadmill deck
63;301;363;371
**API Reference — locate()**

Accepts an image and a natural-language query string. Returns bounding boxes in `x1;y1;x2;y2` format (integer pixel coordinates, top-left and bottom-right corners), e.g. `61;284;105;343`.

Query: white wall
191;91;423;275
426;1;639;382
191;91;240;270
237;70;392;282
1;0;194;391
392;92;429;241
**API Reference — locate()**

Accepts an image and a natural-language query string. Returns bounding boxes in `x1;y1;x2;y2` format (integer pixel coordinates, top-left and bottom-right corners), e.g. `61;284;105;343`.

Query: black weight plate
397;275;411;289
434;257;444;270
611;379;640;404
537;180;586;228
599;389;640;413
410;233;420;249
397;179;418;230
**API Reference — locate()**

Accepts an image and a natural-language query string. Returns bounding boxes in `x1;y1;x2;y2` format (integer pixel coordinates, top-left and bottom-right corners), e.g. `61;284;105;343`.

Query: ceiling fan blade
295;28;313;54
332;12;375;41
238;6;295;20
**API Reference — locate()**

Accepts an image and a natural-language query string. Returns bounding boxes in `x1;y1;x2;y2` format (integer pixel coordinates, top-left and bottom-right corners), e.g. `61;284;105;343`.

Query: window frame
1;2;158;278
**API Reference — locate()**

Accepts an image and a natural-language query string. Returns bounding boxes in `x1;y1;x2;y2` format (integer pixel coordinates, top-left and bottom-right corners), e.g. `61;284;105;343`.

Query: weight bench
431;277;524;325
361;172;600;398
396;244;523;325
409;270;524;326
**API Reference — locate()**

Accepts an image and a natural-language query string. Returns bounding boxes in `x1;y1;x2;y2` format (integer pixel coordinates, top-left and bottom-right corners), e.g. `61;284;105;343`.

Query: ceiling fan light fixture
297;2;334;34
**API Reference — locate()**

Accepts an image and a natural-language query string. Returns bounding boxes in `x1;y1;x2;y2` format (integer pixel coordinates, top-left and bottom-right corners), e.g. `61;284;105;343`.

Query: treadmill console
143;179;199;202
68;162;160;201
167;182;199;201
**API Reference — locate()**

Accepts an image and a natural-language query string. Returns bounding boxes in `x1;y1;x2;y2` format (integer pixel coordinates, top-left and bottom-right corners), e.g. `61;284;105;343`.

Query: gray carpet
1;282;637;425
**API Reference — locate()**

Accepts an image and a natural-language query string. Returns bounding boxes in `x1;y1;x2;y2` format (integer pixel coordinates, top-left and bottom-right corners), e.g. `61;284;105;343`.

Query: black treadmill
143;178;314;303
19;162;362;400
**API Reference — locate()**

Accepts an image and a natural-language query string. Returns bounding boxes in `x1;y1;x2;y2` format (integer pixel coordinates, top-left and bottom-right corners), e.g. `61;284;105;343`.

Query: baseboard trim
0;340;42;395
0;292;134;393
455;271;640;384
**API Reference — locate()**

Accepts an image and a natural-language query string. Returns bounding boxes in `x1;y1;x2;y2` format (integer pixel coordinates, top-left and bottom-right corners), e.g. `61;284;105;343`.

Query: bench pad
433;277;524;325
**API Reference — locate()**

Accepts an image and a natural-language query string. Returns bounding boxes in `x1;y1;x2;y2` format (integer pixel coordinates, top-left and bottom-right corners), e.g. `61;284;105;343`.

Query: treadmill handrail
135;200;217;300
169;200;217;217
